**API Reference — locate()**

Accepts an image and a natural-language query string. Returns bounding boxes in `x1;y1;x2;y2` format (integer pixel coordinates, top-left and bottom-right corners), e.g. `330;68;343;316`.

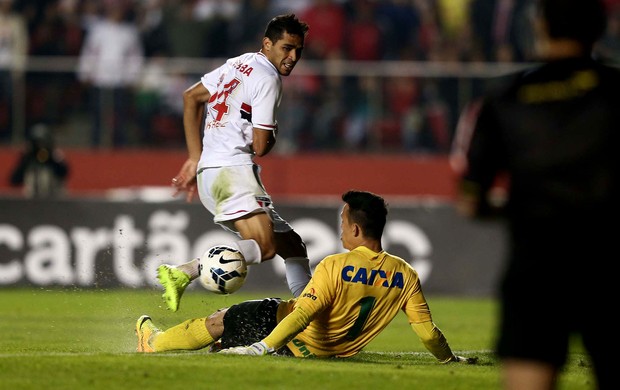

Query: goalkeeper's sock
177;258;200;280
230;239;262;265
284;257;311;297
152;318;214;352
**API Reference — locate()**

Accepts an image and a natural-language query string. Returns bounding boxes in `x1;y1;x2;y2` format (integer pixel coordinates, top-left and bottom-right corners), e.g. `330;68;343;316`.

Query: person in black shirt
452;0;618;389
10;123;69;198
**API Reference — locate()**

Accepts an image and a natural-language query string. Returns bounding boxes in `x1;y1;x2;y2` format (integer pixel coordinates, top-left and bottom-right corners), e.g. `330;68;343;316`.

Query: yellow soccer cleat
136;315;160;353
157;264;191;312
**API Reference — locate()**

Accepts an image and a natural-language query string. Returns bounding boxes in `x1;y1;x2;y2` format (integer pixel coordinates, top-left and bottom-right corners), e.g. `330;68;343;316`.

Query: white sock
230;239;262;266
178;258;200;281
284;257;311;297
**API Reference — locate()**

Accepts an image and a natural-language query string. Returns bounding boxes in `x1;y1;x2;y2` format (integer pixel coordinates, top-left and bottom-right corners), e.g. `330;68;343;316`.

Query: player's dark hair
264;14;309;43
538;0;606;46
342;190;388;240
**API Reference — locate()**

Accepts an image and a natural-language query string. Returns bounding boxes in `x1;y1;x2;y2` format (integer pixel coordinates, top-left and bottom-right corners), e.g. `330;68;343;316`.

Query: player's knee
275;230;307;259
260;242;277;261
206;308;227;339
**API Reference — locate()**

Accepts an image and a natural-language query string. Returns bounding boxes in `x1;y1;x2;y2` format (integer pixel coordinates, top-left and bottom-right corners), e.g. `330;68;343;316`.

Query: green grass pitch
0;288;595;390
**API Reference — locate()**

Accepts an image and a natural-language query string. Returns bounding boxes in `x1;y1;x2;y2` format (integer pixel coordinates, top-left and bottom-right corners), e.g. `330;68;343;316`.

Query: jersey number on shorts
212;78;241;121
345;296;377;340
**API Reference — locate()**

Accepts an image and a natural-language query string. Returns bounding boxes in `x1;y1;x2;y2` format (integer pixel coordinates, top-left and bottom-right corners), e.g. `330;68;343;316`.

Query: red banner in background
0;148;456;199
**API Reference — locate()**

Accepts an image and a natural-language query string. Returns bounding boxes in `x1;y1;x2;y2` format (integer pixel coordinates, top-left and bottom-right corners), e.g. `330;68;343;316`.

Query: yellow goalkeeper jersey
280;246;437;358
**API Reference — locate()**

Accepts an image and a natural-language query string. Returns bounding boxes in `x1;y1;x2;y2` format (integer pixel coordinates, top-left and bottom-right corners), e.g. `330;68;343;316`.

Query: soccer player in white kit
157;14;311;312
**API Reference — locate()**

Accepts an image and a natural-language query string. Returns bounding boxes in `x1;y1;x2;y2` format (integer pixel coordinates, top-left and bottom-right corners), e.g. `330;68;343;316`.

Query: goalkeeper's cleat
136;315;160;353
157;264;191;312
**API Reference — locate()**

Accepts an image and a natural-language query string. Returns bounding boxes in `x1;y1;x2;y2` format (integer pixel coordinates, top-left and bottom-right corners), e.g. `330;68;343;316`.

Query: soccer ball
198;245;248;294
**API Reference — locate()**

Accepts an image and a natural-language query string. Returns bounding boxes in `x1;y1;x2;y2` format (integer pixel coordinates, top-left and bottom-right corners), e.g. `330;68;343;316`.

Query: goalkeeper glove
218;341;273;356
450;355;478;364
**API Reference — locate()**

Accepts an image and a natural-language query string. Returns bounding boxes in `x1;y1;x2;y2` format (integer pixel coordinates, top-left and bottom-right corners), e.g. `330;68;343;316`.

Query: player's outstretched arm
172;81;210;203
411;321;478;364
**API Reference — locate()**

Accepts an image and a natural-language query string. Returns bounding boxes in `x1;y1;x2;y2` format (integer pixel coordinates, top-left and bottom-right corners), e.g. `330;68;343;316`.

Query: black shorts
496;234;614;386
220;297;293;356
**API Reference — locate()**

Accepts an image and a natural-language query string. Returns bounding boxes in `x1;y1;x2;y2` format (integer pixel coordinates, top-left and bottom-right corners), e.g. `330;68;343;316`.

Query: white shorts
196;164;293;235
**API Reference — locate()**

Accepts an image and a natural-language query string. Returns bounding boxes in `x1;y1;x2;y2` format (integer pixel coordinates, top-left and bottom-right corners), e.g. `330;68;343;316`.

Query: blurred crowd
2;0;620;152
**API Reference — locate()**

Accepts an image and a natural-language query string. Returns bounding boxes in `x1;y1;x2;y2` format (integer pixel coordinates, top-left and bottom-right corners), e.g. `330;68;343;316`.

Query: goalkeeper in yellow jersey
136;190;476;363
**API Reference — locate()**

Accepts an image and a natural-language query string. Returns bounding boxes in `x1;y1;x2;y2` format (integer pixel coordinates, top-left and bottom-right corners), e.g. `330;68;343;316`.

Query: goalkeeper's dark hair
264;14;309;43
342;190;388;240
538;0;606;47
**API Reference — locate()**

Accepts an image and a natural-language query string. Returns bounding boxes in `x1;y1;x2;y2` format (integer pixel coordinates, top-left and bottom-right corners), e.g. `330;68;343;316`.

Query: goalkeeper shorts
221;297;293;356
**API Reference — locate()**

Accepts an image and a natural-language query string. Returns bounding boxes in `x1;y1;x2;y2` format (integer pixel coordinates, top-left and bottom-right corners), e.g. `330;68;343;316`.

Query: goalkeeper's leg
136;310;227;352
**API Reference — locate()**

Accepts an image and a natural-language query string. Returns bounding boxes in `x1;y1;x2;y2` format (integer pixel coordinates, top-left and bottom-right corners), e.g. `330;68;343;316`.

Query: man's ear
353;223;362;238
262;37;272;52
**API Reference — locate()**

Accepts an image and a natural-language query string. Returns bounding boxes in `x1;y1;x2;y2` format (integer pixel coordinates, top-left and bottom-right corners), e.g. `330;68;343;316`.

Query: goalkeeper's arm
411;321;477;364
262;305;312;351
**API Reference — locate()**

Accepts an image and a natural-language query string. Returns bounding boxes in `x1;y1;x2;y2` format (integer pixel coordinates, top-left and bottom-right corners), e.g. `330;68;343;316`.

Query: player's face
263;32;304;76
340;204;355;250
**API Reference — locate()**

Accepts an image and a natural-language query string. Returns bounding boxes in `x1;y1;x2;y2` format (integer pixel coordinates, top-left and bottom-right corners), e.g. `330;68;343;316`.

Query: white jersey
199;52;282;168
77;19;144;87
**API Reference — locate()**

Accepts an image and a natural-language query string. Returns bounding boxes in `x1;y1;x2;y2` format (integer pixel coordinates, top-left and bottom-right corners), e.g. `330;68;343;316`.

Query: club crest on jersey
341;265;404;289
255;196;272;208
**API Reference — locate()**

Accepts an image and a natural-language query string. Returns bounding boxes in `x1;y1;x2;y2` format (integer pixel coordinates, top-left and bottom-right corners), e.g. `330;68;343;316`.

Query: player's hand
451;355;478;364
171;159;198;202
218;341;273;356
